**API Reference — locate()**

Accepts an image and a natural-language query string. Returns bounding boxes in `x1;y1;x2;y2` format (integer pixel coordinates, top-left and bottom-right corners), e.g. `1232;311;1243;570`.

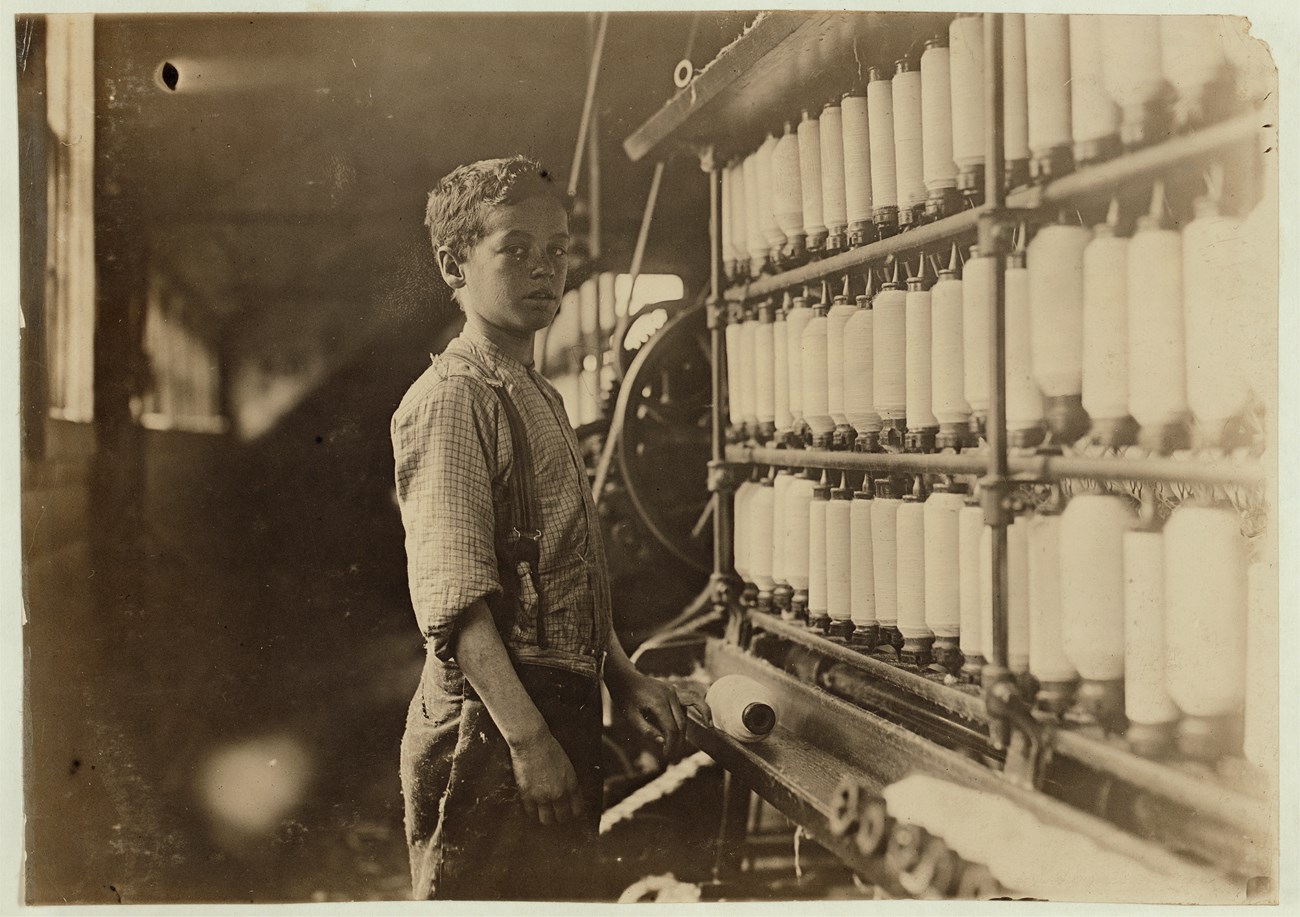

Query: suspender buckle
507;527;542;569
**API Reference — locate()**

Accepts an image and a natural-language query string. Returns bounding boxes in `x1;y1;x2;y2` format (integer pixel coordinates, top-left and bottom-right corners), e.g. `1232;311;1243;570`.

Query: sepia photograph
6;2;1294;910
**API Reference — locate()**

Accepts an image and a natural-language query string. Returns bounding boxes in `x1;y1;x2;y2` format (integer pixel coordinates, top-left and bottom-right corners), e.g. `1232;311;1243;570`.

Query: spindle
756;133;786;262
1060;493;1136;732
751;474;777;611
725;307;743;434
771;470;795;616
798;110;826;255
808;473;832;631
872;478;902;652
1123;506;1179;757
774;295;793;440
784;469;817;622
827;276;857;448
867;68;899;238
841;87;875;247
921;36;959;219
844;272;881;451
773;121;807;264
802;283;835;448
924;483;965;672
1127;182;1189;453
755;299;776;443
1028;216;1093;444
1005;233;1045;447
958;496;985;680
962;245;991;429
897;479;931;664
1082;200;1136;446
743;152;768;275
1100;15;1168;149
1008;514;1030;676
787;290;813;440
730;157;750;281
732;476;755;592
948;13;985;201
722;161;736;280
1165;502;1247;761
827;474;855;638
739;307;759;434
905;256;938;453
1027;505;1076;714
707;674;779;743
1003;13;1031;189
931;244;970;450
892;57;926;229
874;261;908;450
1024;14;1074;182
1068;14;1120;167
850;477;877;646
821;99;849;253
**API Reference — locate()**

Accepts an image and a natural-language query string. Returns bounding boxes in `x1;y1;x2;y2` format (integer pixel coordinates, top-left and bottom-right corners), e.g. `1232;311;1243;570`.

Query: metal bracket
706;460;745;494
976;207;1037;256
706;296;727;330
985;676;1053;789
698;144;718;175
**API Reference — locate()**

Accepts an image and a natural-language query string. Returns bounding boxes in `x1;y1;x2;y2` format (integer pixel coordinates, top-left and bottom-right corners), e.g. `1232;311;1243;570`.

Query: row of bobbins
719;13;1260;283
724;164;1273;455
732;470;1273;764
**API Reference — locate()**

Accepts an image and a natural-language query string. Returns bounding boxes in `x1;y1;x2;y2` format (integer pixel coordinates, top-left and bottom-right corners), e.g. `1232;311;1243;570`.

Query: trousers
400;656;604;901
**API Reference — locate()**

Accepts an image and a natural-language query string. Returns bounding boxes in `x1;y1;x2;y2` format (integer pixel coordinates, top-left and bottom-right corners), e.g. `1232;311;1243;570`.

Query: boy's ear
436;246;467;290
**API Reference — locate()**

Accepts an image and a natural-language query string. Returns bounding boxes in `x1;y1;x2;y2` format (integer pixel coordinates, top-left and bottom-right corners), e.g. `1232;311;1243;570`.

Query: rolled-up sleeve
392;373;504;661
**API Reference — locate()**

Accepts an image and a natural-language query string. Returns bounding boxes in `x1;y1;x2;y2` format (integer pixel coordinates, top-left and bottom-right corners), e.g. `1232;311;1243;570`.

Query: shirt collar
460;324;535;376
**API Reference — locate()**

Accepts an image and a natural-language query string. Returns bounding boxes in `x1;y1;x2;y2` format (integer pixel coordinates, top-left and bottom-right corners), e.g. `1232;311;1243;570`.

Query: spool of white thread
744;153;767;269
821;101;848;242
931;262;970;428
1024;14;1073;175
1183;196;1251;443
1028;512;1077;690
1008;515;1030;674
962;247;992;418
773;123;805;250
867;73;899;211
1060;494;1135;717
827;293;856;428
739;315;759;428
841;89;874;235
771;471;795;590
921;40;957;194
851;488;877;634
959;504;985;665
1100;16;1166;147
733;479;755;584
896;494;929;643
1028;223;1092;400
892;60;926;213
755;306;776;429
751;480;776;597
1082;222;1130;439
873;284;907;423
979;524;994;661
872;490;901;630
730;160;749;271
1003;14;1031;169
1244;560;1277;770
1123;524;1180;754
1005;253;1043;439
784;474;816;596
786;296;812;426
905;276;938;430
774;307;793;435
802;307;834;440
827;487;854;628
725;320;743;429
1160;15;1227;128
798;111;825;249
924;491;964;641
756;134;786;253
808;480;830;622
949;14;985;189
1164;503;1247;756
707;674;779;743
721;163;735;268
1068;15;1119;162
1127;211;1187;442
843;295;881;437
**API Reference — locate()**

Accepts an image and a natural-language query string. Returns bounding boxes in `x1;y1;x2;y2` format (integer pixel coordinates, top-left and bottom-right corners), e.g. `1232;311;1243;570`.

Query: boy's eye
550;245;568;258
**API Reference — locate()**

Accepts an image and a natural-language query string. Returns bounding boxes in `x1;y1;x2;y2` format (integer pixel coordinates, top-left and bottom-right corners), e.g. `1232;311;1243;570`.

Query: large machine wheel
615;304;713;574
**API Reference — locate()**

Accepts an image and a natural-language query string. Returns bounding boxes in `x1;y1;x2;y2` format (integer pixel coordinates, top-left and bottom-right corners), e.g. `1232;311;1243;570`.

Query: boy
392;156;685;901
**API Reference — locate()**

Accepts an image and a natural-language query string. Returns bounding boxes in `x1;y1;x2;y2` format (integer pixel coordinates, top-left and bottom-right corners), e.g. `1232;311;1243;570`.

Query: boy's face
440;191;570;338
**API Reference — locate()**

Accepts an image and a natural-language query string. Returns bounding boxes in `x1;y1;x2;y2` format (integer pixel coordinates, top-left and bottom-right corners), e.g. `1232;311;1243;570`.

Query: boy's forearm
452;599;549;748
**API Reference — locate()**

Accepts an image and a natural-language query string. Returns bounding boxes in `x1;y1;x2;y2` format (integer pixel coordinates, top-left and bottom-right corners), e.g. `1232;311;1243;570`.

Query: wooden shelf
723;109;1264;301
623;11;953;164
726;444;1265;488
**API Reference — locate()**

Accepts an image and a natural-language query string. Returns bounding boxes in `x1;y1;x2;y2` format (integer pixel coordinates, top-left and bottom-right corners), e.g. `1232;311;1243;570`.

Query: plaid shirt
392;326;612;680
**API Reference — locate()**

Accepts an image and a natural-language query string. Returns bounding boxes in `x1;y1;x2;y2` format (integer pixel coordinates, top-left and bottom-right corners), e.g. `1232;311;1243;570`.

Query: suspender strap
442;350;548;649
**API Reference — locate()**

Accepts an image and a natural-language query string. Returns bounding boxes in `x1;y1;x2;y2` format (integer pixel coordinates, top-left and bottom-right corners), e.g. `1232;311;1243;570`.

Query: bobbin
866;67;899;239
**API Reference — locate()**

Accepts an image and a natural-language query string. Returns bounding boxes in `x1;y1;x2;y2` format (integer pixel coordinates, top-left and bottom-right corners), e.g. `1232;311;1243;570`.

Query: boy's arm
454;598;585;825
603;622;686;760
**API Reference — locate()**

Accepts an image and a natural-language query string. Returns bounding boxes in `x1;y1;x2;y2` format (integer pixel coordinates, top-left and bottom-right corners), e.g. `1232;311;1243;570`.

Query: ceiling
91;12;753;352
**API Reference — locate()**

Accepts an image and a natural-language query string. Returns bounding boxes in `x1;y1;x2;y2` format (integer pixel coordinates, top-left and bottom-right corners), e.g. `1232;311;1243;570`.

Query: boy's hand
507;727;584;825
606;664;687;761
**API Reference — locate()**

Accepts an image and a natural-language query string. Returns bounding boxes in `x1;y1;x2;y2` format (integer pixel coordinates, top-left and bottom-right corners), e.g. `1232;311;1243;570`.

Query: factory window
42;14;96;423
137;278;226;434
